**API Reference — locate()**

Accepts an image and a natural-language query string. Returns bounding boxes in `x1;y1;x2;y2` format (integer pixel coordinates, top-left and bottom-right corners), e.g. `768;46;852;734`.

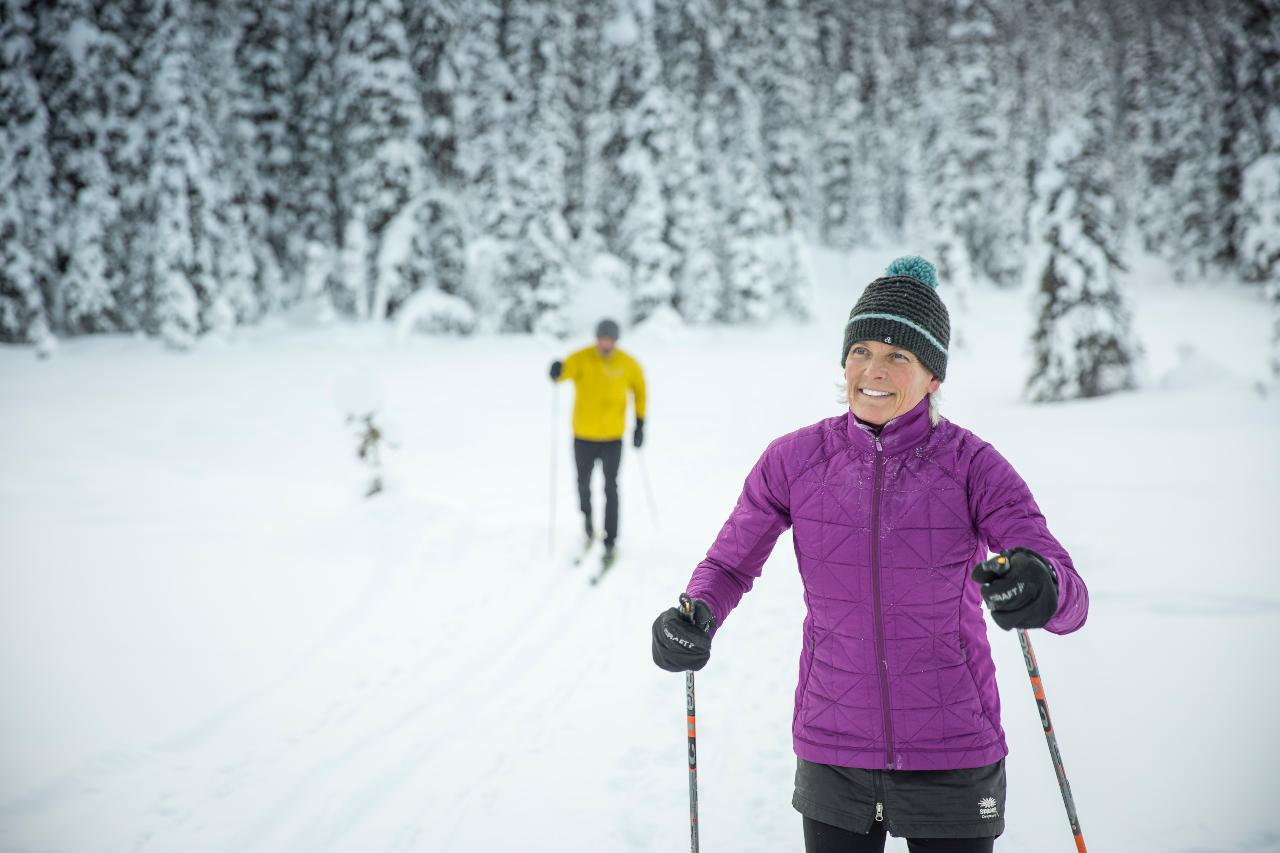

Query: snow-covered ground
2;249;1278;853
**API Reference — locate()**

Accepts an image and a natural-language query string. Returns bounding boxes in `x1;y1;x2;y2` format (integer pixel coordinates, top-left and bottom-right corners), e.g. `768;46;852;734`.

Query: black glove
971;547;1059;630
652;594;716;672
632;417;645;449
549;360;563;380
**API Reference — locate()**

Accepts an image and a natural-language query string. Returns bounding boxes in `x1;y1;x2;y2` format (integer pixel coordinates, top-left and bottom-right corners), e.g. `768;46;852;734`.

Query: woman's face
845;340;941;425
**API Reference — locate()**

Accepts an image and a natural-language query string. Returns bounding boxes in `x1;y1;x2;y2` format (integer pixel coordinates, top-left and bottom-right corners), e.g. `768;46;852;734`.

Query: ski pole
982;553;1086;852
681;595;700;853
636;448;660;528
1018;627;1086;853
549;384;560;556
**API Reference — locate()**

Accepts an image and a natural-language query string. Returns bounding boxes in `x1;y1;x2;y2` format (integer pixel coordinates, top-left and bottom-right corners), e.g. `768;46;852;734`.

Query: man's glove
549;360;563;380
633;417;645;449
652;594;715;672
971;547;1059;630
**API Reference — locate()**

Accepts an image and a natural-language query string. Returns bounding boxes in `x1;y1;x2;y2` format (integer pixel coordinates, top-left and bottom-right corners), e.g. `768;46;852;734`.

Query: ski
588;549;617;585
571;538;597;567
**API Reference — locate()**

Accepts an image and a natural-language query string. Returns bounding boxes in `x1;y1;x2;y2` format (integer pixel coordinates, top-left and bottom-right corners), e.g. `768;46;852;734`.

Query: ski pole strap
1018;629;1086;853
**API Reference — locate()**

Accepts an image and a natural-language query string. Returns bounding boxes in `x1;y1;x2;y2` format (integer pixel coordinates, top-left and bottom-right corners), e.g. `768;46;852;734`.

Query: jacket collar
846;396;933;454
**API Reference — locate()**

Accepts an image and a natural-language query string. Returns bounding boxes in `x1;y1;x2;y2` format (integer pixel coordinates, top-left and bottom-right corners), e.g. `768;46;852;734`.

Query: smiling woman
650;255;1091;853
844;341;941;426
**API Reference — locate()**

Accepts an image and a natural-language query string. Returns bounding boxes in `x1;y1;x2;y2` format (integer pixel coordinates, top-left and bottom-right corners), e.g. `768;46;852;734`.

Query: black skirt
792;757;1006;839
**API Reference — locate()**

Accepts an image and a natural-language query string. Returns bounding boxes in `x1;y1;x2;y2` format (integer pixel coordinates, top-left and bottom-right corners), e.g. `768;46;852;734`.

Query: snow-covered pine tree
1236;122;1280;287
931;222;974;351
1237;67;1279;384
393;192;470;327
1153;12;1226;281
332;0;429;322
861;0;915;239
0;0;55;345
760;0;818;235
452;0;517;325
816;69;868;250
142;1;222;348
232;0;297;304
812;0;881;249
402;0;461;180
400;0;476;331
1221;0;1280;285
191;3;272;331
717;82;787;323
922;0;1023;288
666;106;723;325
1004;0;1049;257
499;0;574;335
33;0;113;334
713;0;808;322
1026;6;1139;403
289;0;342;306
96;0;163;333
1268;276;1280;382
654;0;723;325
596;0;677;324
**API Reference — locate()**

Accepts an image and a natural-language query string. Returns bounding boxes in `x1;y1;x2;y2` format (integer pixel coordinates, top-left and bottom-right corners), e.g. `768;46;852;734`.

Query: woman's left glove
651;594;715;672
971;547;1059;630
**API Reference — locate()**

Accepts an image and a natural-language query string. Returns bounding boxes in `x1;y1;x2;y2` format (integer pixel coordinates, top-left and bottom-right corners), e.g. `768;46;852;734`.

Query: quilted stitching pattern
686;399;1088;771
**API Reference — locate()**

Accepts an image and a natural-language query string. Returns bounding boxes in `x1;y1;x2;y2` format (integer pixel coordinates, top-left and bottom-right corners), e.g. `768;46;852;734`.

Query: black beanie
596;318;620;340
841;256;951;380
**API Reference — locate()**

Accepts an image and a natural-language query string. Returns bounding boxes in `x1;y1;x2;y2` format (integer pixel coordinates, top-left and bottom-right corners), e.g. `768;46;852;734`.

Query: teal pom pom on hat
841;255;951;380
884;255;938;289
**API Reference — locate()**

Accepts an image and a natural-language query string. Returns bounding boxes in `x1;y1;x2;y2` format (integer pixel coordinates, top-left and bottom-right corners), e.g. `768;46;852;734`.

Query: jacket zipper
873;770;886;827
870;435;895;770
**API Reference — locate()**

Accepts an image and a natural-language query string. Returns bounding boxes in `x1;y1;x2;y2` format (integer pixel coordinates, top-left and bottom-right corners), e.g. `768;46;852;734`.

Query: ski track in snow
2;248;1279;852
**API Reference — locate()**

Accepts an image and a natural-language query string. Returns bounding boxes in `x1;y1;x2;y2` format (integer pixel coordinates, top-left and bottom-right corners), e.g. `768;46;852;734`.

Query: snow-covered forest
3;0;1278;375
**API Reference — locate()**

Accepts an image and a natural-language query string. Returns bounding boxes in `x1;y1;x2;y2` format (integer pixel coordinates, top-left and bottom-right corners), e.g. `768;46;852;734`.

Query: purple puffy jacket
686;397;1088;771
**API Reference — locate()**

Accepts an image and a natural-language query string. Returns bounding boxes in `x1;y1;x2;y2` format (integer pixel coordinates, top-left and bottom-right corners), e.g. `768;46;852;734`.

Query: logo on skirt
978;797;999;819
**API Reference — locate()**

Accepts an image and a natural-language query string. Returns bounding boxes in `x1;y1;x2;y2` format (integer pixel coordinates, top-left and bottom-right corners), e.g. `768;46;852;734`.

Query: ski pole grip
974;552;1011;583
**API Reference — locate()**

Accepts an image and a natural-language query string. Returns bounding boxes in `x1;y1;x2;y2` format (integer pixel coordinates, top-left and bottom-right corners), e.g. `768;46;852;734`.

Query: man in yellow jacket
549;319;646;564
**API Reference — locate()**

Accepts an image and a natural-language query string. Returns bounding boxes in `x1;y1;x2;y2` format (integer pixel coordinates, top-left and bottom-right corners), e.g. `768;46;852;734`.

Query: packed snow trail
2;249;1279;852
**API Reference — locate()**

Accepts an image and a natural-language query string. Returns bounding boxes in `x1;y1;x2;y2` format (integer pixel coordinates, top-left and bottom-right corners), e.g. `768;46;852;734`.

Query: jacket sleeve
557;350;580;383
630;358;647;420
685;440;792;631
967;443;1088;635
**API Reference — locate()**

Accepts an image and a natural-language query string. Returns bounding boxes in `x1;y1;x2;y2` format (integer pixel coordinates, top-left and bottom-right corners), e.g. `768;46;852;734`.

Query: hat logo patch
884;336;892;344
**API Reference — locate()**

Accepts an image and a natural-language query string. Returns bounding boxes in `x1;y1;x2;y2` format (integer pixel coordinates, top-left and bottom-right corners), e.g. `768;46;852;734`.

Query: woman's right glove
651;594;716;672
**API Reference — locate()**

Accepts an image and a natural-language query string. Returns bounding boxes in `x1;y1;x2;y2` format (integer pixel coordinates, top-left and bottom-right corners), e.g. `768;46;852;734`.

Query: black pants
573;438;622;549
803;817;994;853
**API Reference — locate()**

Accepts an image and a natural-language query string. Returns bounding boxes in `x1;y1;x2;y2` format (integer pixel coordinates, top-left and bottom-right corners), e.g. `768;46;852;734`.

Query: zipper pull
874;435;882;451
875;802;884;822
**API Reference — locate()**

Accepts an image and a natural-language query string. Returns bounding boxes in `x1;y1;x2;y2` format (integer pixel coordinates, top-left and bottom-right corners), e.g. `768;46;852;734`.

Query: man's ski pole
637;448;660;528
549;385;560;556
1017;627;1086;852
682;596;700;853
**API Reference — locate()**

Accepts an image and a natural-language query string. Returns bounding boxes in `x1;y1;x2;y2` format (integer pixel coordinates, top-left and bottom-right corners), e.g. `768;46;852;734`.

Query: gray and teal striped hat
841;255;950;380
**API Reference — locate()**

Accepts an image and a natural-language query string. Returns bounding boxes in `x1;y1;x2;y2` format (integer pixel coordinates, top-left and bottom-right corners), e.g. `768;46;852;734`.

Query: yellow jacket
556;346;646;441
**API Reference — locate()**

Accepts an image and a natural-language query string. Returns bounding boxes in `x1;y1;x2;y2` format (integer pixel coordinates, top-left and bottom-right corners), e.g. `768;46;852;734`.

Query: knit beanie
596;318;621;340
841;256;951;380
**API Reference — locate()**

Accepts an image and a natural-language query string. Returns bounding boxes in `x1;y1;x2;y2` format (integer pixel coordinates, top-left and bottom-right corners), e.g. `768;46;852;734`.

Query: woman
651;256;1088;853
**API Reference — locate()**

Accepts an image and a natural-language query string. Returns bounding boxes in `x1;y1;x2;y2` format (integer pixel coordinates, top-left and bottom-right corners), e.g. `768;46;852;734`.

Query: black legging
803;817;995;853
573;438;622;548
